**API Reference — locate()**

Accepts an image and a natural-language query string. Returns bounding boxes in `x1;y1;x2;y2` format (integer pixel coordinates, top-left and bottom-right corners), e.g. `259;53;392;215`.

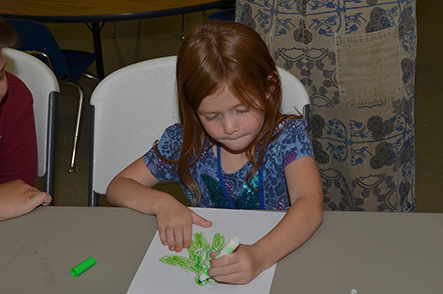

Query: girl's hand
207;244;263;284
106;157;212;252
155;199;212;252
0;180;52;221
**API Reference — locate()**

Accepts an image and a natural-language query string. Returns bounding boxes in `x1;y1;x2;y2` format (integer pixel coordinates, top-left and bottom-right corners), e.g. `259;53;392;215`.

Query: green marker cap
71;257;96;277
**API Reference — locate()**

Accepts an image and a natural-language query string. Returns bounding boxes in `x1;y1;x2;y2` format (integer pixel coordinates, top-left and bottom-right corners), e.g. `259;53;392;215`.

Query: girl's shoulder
272;118;308;136
163;123;184;139
267;118;313;167
148;123;184;162
156;123;184;151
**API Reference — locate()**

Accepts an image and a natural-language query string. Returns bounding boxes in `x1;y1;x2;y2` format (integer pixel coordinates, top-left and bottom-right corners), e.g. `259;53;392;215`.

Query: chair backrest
6;19;70;80
89;56;179;204
89;55;310;205
278;67;310;119
3;48;59;197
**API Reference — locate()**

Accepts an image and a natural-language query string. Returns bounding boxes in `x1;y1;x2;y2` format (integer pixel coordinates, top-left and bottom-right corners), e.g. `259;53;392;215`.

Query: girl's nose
223;117;238;135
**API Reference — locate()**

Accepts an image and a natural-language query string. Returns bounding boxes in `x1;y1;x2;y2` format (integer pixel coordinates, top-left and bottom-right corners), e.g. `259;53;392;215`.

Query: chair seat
61;50;97;83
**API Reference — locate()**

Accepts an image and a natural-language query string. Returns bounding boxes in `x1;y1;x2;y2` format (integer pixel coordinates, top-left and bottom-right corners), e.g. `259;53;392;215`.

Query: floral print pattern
143;119;314;210
236;0;416;211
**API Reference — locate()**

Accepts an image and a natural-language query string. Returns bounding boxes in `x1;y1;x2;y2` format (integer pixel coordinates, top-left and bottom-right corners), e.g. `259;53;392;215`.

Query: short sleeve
143;124;183;182
275;119;314;169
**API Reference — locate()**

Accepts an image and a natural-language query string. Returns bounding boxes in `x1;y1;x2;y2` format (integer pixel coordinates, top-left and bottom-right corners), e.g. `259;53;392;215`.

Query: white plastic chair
89;55;310;206
3;48;59;200
279;66;310;119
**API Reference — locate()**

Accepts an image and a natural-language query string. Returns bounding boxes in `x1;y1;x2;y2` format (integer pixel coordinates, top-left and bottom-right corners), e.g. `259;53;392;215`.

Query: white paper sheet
127;207;286;294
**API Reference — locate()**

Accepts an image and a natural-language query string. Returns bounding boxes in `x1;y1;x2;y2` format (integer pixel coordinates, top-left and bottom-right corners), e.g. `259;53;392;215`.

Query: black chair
207;8;235;21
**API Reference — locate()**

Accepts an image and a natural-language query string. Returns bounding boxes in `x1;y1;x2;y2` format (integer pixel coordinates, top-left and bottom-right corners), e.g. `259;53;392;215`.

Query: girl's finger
158;227;168;246
191;212;212;228
174;228;184;252
183;226;192;248
165;227;176;251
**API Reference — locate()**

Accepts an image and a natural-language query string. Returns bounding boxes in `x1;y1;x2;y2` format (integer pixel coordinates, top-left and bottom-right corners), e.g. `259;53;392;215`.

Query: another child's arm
207;156;323;284
0;180;52;221
106;157;212;252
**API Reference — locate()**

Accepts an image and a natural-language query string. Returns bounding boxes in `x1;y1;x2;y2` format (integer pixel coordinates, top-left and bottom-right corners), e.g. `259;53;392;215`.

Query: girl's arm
208;156;323;284
106;157;212;252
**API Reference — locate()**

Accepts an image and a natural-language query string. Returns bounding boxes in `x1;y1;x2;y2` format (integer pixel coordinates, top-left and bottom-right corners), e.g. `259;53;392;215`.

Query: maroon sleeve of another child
0;72;38;186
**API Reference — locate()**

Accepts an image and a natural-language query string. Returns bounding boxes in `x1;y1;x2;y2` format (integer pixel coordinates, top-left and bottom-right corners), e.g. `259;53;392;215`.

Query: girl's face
197;87;265;154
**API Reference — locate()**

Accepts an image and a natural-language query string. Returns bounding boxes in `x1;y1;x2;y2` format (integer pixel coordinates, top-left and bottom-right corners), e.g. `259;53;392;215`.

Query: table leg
91;22;105;80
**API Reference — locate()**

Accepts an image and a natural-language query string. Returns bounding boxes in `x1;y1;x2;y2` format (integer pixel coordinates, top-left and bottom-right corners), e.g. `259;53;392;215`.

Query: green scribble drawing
159;232;225;285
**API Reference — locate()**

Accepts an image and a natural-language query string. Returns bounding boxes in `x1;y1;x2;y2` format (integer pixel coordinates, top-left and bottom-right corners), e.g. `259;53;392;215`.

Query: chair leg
83;72;101;84
181;14;186;40
111;21;117;39
60;81;84;173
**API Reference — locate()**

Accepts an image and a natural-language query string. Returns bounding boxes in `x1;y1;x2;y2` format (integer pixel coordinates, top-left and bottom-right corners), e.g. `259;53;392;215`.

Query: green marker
197;236;241;284
71;257;96;277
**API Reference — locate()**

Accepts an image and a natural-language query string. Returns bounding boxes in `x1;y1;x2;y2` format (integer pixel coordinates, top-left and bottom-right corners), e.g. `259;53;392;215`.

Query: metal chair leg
60;81;84;173
181;14;186;40
111;21;117;39
83;72;101;84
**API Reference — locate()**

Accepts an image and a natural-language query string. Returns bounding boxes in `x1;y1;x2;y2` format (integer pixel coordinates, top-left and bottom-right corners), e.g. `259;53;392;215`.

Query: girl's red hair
156;20;300;205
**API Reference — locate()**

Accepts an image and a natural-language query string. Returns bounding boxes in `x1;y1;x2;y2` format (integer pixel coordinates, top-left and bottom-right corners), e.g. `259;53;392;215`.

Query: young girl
107;20;323;285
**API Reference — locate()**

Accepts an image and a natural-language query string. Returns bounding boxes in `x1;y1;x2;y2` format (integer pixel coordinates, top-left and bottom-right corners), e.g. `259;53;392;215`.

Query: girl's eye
236;108;250;114
205;114;219;121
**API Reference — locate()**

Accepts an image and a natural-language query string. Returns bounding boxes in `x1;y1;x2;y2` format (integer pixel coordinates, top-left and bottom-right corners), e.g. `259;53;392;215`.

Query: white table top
0;207;442;293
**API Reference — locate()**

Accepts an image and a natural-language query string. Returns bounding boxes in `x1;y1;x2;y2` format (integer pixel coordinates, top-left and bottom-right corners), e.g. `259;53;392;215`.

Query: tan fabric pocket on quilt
335;25;401;106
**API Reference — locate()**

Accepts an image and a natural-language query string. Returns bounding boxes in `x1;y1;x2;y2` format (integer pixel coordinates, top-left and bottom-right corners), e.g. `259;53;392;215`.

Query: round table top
1;0;234;22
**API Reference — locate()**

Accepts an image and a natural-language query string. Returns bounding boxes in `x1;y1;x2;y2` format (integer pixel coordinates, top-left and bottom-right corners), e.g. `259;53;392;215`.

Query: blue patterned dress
236;0;416;211
143;118;313;210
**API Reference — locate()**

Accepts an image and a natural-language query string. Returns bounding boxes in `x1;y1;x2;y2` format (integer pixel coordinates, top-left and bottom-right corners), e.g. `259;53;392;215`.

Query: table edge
1;1;235;23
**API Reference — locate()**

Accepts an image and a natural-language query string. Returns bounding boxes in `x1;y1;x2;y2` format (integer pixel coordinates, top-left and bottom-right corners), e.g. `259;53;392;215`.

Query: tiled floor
36;2;443;212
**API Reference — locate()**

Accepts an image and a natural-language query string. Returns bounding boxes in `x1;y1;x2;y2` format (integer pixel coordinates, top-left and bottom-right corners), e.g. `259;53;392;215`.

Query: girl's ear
265;71;278;100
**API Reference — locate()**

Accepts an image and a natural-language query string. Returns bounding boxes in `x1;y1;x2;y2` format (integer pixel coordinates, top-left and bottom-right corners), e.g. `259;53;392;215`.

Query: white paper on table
126;207;286;294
